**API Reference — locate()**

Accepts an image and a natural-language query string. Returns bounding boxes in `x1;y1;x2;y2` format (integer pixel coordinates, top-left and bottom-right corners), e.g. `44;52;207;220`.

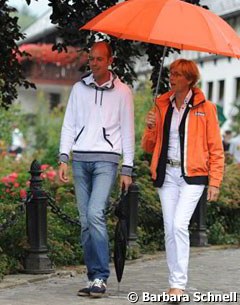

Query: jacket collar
170;89;193;106
156;87;206;108
81;71;117;90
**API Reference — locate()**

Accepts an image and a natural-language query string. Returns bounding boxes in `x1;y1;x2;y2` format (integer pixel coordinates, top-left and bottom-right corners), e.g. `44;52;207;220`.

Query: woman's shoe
167;288;184;304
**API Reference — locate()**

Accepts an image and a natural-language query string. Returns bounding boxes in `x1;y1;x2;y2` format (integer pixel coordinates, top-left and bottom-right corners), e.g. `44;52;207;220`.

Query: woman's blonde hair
170;59;200;88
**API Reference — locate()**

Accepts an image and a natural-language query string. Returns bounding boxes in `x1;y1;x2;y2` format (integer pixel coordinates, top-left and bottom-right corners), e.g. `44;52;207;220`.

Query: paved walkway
0;246;239;305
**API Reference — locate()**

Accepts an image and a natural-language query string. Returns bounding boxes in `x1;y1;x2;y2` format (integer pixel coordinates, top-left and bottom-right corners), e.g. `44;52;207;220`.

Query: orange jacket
142;88;224;188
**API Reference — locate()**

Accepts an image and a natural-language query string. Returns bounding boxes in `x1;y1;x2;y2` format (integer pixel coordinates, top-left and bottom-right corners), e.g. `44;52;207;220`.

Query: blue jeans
72;161;118;281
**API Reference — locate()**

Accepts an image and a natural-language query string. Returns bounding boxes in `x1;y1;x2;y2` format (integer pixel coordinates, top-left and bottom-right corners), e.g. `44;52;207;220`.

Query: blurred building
17;10;88;113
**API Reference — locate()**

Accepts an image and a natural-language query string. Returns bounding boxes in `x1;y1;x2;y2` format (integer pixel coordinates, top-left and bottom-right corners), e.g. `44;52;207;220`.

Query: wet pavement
0;246;239;305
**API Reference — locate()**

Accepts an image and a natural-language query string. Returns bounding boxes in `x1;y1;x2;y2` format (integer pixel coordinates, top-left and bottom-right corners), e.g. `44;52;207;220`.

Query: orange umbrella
81;0;240;58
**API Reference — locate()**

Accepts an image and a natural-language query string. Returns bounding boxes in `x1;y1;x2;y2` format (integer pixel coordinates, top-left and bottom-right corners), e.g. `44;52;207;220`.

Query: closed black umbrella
113;191;128;284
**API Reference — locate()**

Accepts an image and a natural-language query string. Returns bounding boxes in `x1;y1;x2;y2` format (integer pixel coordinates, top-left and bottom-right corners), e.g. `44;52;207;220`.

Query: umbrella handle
154;46;168;103
118;189;128;200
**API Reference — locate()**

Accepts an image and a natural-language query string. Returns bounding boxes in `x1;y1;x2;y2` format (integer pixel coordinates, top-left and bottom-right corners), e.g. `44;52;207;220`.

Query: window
235;77;240;100
227;17;236;30
218;80;225;106
236;16;240;35
207;82;213;101
49;93;60;110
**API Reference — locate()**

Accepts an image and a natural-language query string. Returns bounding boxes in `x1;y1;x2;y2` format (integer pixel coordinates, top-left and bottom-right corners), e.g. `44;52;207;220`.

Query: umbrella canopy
81;0;240;58
113;191;128;283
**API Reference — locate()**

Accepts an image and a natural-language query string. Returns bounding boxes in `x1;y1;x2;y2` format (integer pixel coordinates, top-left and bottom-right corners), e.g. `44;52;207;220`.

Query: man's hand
58;162;69;183
120;175;132;192
207;186;220;202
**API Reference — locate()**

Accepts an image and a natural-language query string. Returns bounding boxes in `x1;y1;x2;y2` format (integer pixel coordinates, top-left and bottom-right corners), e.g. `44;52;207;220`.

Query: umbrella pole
154;46;168;102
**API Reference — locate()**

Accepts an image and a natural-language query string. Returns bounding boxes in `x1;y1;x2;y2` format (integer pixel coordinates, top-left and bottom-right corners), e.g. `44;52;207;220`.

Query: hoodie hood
80;71;118;91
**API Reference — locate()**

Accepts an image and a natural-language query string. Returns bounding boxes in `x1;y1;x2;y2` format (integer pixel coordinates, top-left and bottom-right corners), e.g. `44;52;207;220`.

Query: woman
142;59;224;296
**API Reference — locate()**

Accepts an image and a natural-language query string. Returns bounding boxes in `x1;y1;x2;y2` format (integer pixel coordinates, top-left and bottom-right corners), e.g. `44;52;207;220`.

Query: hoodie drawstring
100;90;103;106
95;89;97;105
94;88;104;106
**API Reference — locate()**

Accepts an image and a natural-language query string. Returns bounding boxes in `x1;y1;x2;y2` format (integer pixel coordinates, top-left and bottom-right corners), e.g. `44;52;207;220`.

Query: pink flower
41;164;49;170
46;170;57;181
20;189;27;199
1;173;19;184
8;173;18;183
1;176;10;184
14;182;20;188
41;173;47;179
9;172;18;178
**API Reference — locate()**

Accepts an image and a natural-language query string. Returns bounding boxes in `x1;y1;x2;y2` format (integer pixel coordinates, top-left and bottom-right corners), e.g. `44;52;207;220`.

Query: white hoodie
59;72;135;175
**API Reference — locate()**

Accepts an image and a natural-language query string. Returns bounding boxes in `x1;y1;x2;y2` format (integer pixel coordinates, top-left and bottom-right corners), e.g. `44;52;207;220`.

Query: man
9;125;26;161
58;41;134;298
222;130;232;152
229;132;240;164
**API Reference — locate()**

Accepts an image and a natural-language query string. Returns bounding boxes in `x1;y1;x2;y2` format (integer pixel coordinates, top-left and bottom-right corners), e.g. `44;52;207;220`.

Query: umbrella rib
194;6;237;57
197;8;223;55
118;2;164;42
175;2;218;55
207;13;239;57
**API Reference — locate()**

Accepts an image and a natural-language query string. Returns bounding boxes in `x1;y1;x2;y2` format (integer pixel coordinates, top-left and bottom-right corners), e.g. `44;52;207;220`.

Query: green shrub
134;81;153;157
34;102;64;166
0;105;28;147
47;182;84;266
135;159;165;252
206;163;240;245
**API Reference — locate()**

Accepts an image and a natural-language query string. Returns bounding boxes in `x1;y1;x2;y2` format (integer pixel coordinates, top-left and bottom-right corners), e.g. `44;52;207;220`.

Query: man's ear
108;56;114;66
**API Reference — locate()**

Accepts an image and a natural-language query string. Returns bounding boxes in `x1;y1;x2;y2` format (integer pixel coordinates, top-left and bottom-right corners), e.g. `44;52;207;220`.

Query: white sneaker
77;281;93;296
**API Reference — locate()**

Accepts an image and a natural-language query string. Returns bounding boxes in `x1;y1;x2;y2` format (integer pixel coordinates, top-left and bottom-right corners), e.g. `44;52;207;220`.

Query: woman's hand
146;111;156;129
207;186;219;202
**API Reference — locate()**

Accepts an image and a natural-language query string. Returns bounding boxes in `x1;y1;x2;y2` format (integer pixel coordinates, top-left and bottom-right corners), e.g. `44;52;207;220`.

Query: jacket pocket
102;127;113;148
74;126;85;143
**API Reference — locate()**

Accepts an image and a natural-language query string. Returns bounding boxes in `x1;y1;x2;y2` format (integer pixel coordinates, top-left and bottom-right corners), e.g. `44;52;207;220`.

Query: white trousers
157;165;205;290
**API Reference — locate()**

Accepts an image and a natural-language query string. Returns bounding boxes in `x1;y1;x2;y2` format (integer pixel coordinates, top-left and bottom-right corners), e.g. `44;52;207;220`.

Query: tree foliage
0;1;36;109
1;0;205;108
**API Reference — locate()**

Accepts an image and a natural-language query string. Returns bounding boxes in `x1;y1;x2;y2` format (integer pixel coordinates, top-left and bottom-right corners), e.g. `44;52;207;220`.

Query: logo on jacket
194;111;205;116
